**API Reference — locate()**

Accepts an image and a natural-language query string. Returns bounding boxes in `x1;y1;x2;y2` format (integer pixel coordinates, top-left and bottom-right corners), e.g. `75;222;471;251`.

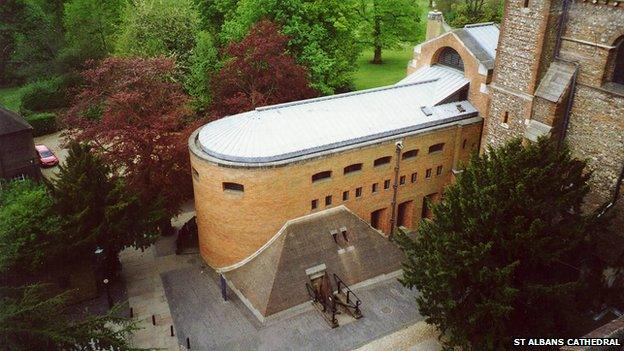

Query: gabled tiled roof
195;65;477;165
0;106;32;136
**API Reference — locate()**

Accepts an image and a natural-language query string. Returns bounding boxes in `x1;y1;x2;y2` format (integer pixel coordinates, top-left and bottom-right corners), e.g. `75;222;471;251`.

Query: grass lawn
353;47;414;90
0;86;24;112
353;0;429;90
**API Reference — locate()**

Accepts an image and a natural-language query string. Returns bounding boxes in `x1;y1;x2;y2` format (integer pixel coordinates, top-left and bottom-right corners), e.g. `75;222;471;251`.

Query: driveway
34;130;68;180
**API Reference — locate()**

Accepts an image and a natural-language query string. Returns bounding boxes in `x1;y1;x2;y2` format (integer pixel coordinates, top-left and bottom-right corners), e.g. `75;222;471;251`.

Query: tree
438;0;502;27
194;0;239;43
0;284;140;351
62;57;193;227
221;0;361;94
396;138;618;350
115;0;201;71
60;0;125;67
0;180;63;276
356;0;422;64
185;30;220;113
211;20;317;118
52;143;162;274
0;0;65;82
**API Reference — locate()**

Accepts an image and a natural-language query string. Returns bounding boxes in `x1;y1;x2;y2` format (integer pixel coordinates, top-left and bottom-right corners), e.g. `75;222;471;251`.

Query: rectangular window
503;111;509;124
462;139;467;149
223;182;244;192
311;199;318;210
372;183;378;193
426;168;432;179
384;179;391;189
355;187;362;198
523;0;529;7
400;175;406;185
436;165;443;175
411;172;417;183
342;190;349;201
325;195;332;206
428;143;445;154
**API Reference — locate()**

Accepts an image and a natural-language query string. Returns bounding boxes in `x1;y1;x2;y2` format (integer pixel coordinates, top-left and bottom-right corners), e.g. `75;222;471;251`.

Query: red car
35;144;59;167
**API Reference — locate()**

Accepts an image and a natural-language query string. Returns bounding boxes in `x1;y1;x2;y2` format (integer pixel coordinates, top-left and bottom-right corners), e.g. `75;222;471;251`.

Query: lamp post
103;278;112;309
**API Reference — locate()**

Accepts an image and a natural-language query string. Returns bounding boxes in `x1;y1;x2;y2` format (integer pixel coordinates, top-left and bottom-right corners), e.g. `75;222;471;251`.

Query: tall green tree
356;0;422;64
185;30;220;113
115;0;201;71
194;0;239;43
221;0;362;94
0;284;141;351
52;143;162;274
60;0;125;67
0;0;65;82
396;138;618;350
0;179;62;276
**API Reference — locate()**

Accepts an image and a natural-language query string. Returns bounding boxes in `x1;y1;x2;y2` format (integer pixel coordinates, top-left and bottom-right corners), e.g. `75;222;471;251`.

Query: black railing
333;273;362;317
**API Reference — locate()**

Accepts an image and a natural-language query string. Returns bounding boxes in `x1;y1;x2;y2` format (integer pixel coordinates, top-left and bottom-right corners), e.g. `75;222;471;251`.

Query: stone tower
486;0;624;209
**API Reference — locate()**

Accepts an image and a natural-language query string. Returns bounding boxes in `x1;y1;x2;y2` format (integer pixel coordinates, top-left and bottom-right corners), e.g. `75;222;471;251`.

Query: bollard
186;337;190;349
151;315;156;326
170;325;174;337
129;307;133;318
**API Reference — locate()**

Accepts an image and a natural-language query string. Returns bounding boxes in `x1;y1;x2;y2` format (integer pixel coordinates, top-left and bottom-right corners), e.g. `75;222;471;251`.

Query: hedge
25;112;57;137
19;76;71;114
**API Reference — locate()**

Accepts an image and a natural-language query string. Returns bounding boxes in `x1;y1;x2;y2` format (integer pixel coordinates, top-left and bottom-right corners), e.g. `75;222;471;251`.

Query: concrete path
353;321;442;351
120;202;196;350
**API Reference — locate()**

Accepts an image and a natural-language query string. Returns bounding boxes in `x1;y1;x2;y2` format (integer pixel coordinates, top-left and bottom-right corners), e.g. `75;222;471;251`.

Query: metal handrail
333;273;362;312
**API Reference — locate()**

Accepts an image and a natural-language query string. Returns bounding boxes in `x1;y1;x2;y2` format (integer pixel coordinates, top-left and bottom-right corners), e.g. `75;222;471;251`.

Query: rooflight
421;106;433;116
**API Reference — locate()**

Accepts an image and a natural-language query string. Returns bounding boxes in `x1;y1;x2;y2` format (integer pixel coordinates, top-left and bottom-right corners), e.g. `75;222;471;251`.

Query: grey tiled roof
0;107;32;136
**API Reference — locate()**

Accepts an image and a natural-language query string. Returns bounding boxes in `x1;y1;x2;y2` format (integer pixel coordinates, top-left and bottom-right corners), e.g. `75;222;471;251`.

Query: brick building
0;107;40;181
188;30;498;316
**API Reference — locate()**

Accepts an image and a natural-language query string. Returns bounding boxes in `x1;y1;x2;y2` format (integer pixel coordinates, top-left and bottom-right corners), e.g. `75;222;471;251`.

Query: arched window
437;47;464;71
610;36;624;85
373;156;392;167
343;163;363;175
402;149;419;160
428;143;445;154
312;170;332;182
223;182;244;192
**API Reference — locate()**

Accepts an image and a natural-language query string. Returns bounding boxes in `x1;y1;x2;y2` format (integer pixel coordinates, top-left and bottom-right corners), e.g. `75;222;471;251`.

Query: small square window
311;199;318;210
411;172;417;183
426;168;432;179
384;179;390;189
355;187;362;197
325;195;332;206
400;175;406;185
436;165;443;175
342;191;349;201
372;183;378;193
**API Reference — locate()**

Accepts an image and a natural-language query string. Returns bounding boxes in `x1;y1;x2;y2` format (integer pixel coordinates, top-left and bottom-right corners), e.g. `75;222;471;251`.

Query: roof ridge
255;78;440;112
463;22;495;28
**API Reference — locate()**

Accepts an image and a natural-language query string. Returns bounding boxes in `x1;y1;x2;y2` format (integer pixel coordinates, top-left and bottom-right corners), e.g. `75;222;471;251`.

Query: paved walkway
120;203;196;350
162;265;424;351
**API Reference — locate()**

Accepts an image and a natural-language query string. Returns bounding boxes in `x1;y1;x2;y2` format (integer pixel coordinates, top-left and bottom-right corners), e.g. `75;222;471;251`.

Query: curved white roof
196;65;477;164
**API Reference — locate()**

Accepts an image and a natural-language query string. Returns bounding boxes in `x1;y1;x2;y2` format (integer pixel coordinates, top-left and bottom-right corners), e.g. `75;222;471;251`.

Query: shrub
25;112;57;136
19;77;69;114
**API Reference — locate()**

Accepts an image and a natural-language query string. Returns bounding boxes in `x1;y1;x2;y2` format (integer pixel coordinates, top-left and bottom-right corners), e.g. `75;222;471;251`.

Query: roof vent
456;104;466;113
420;106;433;116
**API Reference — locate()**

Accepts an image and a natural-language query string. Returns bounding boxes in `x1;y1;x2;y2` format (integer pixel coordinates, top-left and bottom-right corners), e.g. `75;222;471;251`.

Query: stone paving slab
162;265;423;351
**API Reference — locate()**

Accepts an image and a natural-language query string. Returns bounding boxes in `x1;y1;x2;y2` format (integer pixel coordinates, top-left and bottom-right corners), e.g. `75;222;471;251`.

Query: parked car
35;144;59;167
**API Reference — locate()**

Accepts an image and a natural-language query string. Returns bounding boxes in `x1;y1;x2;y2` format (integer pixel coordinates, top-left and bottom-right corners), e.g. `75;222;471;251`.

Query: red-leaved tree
63;57;193;228
211;20;317;118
